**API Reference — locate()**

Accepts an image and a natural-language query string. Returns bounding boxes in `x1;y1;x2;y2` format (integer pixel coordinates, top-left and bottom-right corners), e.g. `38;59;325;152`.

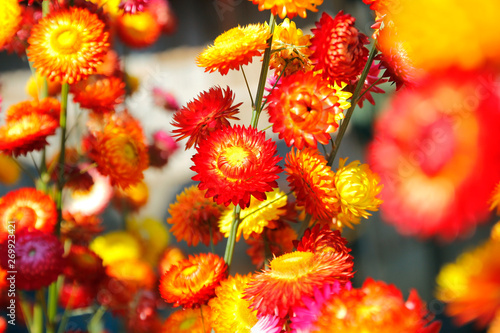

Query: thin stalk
251;13;276;128
327;43;378;167
33;298;43;333
200;307;206;333
47;282;58;333
239;192;290;223
241;66;254;107
260;61;288;110
19;293;33;333
87;305;107;333
223;205;241;268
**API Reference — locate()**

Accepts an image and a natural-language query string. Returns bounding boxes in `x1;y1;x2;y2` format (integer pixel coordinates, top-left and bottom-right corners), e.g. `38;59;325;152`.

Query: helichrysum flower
0;153;21;185
119;0;150;14
106;258;157;290
218;188;288;241
0;0;21;49
244;249;354;318
71;74;126;113
172;86;241;149
310;11;369;84
6;98;60;123
191;125;282;208
249;0;323;19
90;231;142;266
159;253;228;309
266;71;351;149
436;238;500;329
162;306;212;333
197;24;270;75
334;158;383;229
294;224;351;257
28;7;109;84
126;217;170;264
89;112;149;189
270;18;313;75
0;188;57;242
285;148;339;222
168;186;225;247
117;10;161;48
113;180;149;212
209;273;259;332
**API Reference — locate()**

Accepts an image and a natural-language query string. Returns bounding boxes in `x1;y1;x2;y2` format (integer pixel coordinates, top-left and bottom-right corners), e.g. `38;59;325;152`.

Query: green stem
327;43;378;167
87;305;107;333
251;13;276;128
19;293;33;333
33;297;43;333
47;283;58;333
55;82;69;237
241;66;254;107
223;205;241;268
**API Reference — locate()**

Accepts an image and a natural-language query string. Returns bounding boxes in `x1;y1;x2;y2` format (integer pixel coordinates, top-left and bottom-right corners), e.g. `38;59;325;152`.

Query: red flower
191;125;282;208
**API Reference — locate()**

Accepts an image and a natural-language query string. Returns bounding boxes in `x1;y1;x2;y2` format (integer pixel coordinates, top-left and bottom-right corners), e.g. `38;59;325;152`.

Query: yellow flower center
51;27;82;55
270;251;314;279
179;316;196;330
215;27;245;48
181;265;198;276
236;298;258;328
223;146;249;166
123;141;138;162
217;145;255;180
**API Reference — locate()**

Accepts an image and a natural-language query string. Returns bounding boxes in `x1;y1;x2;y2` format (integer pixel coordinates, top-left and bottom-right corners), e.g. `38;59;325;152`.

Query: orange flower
61;212;103;245
159;253;228;309
284;148;339;222
0;113;59;156
26;74;61;99
294;224;351;257
171;86;241;149
250;0;323;19
71;74;126;113
197;24;270;75
117;11;161;48
113;180;149;212
0;188;57;242
266;71;350;149
6;98;60;122
90;112;149;188
209;274;259;332
167;186;225;247
159;247;186;275
191;125;282;208
0;0;21;49
106;258;157;290
0;153;21;185
244;250;354;318
311;278;441;333
28;7;109;84
310;11;369;84
162;306;212;333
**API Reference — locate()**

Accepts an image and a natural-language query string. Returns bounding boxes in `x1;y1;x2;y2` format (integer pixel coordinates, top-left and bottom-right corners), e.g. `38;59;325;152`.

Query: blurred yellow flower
0;0;21;49
90;231;142;266
126;217;169;264
0;153;21;185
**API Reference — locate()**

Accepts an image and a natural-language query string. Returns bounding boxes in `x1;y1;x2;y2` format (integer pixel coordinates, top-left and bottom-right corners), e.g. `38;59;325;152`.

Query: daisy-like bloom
159;247;186;275
209;273;259;332
28;7;109;84
0;229;64;291
167;186;225;247
490;182;500;215
243;249;354;318
117;10;161;48
310;11;369;85
192;125;282;208
89;112;149;188
298;278;441;333
171;86;241;149
0;113;59;156
64;164;113;216
219;188;288;241
0;0;21;49
61;212;103;245
159;253;228;309
0;188;57;242
285;148;339;222
436;238;500;329
368;69;500;239
90;231;142;266
113;180;149;212
333;158;383;229
197;24;270;75
126;217;170;265
249;0;322;19
270;18;313;75
0;153;21;185
6;98;60;122
162;306;212;333
119;0;150;14
294;224;351;256
266;71;350;149
106;258;157;290
71;74;126;113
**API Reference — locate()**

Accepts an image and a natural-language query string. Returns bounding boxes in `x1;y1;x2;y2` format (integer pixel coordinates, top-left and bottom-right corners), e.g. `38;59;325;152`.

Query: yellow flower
0;0;21;49
0;153;20;185
270;18;313;75
126;217;169;265
90;231;142;266
334;158;383;229
197;24;270;75
250;0;323;19
218;188;288;241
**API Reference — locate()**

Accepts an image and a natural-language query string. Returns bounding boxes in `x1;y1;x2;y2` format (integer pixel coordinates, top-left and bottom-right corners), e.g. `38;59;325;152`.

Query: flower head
61;212;103;245
113;180;149;212
172;86;241;149
159;253;228;309
0;153;21;185
119;0;150;13
192;125;282;208
64;245;105;284
218;188;288;241
0;0;22;49
266;71;350;149
117;10;161;48
285;148;339;222
209;274;259;332
162;306;212;333
0;188;57;242
28;7;109;84
6;98;60;122
244;249;354;318
249;0;323;19
90;231;142;266
310;11;369;84
127;217;170;264
168;186;225;247
334;158;383;229
294;224;351;256
197;24;270;75
1;229;64;290
148;130;179;168
71;74;126;113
